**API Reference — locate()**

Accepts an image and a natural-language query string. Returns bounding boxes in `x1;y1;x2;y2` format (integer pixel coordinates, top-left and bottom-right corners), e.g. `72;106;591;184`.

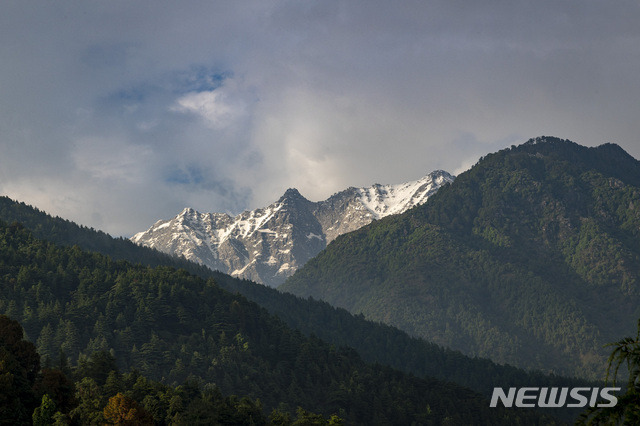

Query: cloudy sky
1;1;639;236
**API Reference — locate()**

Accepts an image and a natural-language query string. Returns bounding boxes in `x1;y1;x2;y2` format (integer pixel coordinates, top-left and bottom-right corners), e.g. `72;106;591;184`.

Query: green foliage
70;377;107;424
2;314;341;426
32;393;57;426
221;272;595;422
0;197;214;277
0;175;600;422
0;314;41;425
0;222;555;424
578;319;640;425
282;138;640;380
34;367;76;415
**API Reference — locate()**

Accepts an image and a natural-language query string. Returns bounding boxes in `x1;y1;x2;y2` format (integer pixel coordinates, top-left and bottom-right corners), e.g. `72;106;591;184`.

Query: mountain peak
278;188;308;203
177;207;199;221
430;169;453;178
524;135;570;145
132;170;453;286
505;136;640;187
427;170;455;184
282;138;640;378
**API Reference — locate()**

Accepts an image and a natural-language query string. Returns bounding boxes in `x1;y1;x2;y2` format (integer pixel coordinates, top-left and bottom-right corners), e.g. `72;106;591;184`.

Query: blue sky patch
165;164;206;186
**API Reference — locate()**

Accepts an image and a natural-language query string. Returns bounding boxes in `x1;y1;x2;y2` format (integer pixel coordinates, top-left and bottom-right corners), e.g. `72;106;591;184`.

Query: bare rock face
131;170;454;287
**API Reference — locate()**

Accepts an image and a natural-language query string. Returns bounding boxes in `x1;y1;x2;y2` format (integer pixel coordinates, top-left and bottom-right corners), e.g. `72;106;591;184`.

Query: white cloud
173;84;246;129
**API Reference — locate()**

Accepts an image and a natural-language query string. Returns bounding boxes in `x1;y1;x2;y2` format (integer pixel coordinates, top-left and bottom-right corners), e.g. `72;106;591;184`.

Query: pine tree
32;394;57;426
578;319;640;424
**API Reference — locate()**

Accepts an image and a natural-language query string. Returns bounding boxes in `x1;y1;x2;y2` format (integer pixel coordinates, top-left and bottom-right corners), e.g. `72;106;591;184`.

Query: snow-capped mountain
131;170;454;287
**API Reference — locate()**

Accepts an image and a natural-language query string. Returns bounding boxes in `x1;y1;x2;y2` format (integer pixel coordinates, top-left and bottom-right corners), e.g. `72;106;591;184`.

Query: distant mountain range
0;188;574;424
2;207;541;424
132;170;454;287
281;137;640;379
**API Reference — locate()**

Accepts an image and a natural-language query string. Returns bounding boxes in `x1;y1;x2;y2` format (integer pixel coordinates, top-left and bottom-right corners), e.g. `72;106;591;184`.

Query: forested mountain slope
0;196;214;274
281;137;640;380
1;314;338;425
0;193;595;397
0;220;560;424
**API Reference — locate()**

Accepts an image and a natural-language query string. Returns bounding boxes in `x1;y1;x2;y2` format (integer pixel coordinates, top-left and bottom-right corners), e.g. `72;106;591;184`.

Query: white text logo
489;387;620;408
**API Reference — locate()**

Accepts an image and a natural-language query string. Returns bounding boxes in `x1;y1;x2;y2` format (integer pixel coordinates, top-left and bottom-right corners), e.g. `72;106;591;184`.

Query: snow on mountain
356;173;449;218
131;170;454;287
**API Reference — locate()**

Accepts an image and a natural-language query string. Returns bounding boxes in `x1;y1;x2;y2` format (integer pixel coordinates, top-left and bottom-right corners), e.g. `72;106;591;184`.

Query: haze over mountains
132;170;454;287
281;137;640;380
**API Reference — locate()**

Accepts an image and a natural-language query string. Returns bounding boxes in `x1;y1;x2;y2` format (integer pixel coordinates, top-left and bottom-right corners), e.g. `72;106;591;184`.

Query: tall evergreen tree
0;315;41;425
579;320;640;424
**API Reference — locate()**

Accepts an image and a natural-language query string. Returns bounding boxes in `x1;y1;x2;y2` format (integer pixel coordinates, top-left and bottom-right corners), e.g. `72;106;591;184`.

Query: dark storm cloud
1;1;639;236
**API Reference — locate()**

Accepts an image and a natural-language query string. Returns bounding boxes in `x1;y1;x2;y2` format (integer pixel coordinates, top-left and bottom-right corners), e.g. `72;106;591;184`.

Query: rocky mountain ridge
131;170;454;286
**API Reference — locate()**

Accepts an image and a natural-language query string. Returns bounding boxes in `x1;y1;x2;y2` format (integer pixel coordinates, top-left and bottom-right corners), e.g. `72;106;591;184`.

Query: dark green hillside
281;137;640;379
0;191;598;422
222;276;594;391
0;196;214;276
2;314;334;425
0;220;558;424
